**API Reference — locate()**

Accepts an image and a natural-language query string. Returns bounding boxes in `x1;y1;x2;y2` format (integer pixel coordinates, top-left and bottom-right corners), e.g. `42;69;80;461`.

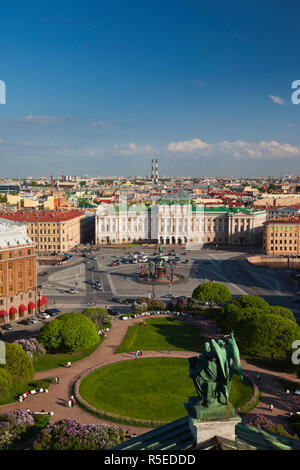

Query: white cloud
269;95;286;104
113;142;155;156
168;138;210;153
167;138;300;160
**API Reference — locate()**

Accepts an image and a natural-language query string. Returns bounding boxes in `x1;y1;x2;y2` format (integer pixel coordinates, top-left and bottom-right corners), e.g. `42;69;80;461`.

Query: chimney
155;159;158;184
151;159;154;182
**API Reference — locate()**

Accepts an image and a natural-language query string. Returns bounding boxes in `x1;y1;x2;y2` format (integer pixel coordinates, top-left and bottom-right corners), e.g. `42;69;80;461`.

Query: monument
185;332;242;445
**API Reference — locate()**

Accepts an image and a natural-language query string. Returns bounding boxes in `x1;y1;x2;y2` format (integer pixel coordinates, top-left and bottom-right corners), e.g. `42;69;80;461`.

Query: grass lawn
33;342;101;372
79;358;253;424
0;377;54;406
117;317;204;354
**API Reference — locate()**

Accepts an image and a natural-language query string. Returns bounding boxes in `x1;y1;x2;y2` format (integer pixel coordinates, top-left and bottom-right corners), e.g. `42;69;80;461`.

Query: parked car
69;288;75;294
2;323;13;330
111;297;123;303
45;308;62;316
290;297;300;304
28;316;39;324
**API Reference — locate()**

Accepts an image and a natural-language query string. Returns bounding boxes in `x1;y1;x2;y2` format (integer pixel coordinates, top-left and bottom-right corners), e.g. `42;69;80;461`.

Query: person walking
67;400;72;408
270;404;273;413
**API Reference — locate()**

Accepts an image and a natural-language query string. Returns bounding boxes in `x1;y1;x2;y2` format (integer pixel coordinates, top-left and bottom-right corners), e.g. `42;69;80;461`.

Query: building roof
111;416;300;451
0;219;33;249
0;209;84;223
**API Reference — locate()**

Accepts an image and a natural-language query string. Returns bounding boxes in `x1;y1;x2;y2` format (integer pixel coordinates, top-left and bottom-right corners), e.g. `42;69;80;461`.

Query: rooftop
0;219;34;249
0;209;84;223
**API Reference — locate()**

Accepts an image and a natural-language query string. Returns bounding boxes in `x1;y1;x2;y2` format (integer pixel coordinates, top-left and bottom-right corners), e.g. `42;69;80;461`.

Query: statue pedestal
184;398;241;446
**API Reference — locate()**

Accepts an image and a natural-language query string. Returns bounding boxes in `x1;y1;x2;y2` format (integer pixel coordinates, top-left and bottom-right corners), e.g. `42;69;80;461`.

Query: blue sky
1;0;300;177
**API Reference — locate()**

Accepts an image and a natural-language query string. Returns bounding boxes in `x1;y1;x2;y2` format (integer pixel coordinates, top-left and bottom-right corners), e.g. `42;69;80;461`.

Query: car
28;316;39;323
2;323;13;330
45;308;61;316
69;288;75;294
87;279;93;284
290;297;300;303
111;297;123;303
92;256;97;260
95;281;102;287
109;262;116;267
125;298;136;304
39;313;51;319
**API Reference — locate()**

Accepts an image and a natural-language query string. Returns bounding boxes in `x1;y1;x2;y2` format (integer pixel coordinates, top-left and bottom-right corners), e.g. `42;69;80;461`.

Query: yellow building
263;218;300;255
0;210;85;254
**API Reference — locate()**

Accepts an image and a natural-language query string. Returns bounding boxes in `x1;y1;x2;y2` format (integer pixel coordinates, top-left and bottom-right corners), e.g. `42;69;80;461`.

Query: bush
38;312;100;353
0;410;35;449
14;338;46;359
0;343;34;387
33;419;124;450
244;414;299;440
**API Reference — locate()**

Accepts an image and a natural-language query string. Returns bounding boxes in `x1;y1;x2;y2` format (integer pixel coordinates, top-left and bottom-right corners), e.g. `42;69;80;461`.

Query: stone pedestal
184;398;241;446
188;416;241;445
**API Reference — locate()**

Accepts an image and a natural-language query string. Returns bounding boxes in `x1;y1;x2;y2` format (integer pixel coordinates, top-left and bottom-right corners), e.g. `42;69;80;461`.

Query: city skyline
1;1;300;177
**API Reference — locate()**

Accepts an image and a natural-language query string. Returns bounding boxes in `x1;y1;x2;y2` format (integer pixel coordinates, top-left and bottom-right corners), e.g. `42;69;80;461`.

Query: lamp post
75;274;78;293
37;286;42;314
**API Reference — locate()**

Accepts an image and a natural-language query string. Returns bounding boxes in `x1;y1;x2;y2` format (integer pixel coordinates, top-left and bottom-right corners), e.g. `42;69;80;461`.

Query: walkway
0;315;299;436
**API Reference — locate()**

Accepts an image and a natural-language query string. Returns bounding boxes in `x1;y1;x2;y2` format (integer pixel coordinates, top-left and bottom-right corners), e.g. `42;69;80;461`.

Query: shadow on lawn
152;320;204;352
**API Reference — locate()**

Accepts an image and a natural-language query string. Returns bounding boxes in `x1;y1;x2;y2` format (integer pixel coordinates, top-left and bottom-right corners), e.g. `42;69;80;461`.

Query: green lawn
0;377;54;406
79;358;253;424
117;317;204;353
33;342;100;372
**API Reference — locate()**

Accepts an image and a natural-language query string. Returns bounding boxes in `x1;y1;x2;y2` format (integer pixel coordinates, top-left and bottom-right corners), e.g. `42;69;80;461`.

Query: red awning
28;302;36;309
0;310;7;317
19;304;27;312
41;296;48;303
9;307;18;315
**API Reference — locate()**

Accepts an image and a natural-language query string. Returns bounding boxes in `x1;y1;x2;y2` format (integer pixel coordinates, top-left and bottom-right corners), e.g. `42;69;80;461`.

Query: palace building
95;191;266;247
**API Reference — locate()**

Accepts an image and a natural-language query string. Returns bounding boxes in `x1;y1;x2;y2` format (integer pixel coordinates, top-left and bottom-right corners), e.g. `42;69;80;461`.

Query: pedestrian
55;377;59;384
270;404;273;412
139;349;143;357
68;400;72;408
256;373;261;381
135;351;138;358
57;376;60;384
67;361;71;368
168;348;171;354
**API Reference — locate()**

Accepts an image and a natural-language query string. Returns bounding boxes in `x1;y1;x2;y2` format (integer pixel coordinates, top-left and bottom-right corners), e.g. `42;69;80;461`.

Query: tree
83;307;111;330
38;312;100;353
242;314;300;360
192;282;232;308
269;306;297;323
0;343;34;386
234;295;270;313
0;369;14;398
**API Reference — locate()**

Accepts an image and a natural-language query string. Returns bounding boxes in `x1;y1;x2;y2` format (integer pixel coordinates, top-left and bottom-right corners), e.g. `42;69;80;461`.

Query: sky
1;0;300;177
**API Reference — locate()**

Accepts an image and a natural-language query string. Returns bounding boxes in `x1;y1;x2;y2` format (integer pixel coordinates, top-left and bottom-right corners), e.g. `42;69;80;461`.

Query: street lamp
37;286;42;314
75;274;78;293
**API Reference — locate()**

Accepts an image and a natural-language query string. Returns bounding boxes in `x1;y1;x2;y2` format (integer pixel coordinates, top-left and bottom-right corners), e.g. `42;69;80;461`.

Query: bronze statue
188;332;242;412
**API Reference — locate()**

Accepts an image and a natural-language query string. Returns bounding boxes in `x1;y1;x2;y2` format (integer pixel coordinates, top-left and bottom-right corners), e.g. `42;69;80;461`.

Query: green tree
0;369;14;398
242;314;300;360
0;343;34;387
83;307;111;330
192;282;232;308
38;312;100;353
269;306;297;323
234;295;270;313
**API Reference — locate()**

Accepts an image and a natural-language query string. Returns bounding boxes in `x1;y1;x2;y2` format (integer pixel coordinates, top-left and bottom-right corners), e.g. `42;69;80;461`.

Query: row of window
0;249;32;260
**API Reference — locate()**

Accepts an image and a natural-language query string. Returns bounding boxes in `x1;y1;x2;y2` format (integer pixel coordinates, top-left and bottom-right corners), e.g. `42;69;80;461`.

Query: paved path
1;315;300;436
